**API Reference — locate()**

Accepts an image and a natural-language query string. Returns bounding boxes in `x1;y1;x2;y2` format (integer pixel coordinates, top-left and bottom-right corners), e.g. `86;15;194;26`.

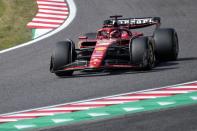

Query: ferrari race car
50;15;179;77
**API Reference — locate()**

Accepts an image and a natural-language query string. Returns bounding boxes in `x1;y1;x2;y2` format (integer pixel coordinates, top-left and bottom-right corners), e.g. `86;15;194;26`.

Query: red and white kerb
27;0;69;29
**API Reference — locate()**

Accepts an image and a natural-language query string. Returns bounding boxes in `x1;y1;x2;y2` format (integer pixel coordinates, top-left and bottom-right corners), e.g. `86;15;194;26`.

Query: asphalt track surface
0;0;197;130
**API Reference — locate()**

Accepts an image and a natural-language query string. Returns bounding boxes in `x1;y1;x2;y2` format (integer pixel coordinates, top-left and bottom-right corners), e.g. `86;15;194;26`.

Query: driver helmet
121;32;129;39
110;29;121;38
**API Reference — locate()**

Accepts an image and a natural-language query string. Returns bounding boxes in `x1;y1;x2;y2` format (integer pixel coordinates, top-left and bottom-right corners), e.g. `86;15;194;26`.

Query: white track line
0;0;76;54
142;90;189;94
40;107;92;111
107;96;157;99
170;86;197;89
32;18;64;23
38;5;68;10
27;23;60;28
37;1;67;6
36;13;67;18
38;9;68;14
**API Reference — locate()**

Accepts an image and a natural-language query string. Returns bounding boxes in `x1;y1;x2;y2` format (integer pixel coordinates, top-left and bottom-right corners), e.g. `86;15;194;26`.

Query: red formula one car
50;15;179;77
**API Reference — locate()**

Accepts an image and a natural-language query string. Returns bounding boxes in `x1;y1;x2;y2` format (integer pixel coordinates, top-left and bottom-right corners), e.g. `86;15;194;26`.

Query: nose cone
89;40;112;68
89;58;103;68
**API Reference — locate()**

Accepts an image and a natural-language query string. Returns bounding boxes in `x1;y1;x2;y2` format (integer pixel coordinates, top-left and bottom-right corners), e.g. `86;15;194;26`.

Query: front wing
52;60;137;73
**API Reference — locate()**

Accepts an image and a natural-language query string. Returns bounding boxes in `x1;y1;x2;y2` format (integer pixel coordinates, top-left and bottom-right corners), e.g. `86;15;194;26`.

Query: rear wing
103;17;161;29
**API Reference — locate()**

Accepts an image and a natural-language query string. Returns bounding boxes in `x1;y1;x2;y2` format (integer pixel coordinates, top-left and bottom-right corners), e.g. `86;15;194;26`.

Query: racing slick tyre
50;41;76;77
131;37;155;70
153;28;179;61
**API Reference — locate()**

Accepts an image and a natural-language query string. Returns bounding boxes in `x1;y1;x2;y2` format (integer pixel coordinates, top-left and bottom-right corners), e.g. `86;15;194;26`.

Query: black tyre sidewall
154;28;179;61
130;37;154;70
50;41;75;76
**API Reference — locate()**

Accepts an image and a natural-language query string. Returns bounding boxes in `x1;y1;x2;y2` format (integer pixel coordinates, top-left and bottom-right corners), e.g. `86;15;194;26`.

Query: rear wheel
154;28;179;61
50;41;76;77
130;37;155;70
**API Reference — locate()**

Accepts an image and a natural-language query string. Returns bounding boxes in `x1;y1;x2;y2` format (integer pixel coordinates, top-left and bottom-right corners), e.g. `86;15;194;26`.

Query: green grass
0;0;37;50
0;1;5;17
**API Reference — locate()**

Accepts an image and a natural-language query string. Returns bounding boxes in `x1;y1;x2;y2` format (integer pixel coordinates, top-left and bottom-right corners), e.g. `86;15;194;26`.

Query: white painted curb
0;0;77;54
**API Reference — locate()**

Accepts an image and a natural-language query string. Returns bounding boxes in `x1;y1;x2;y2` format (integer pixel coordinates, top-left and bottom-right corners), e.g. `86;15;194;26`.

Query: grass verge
0;0;37;50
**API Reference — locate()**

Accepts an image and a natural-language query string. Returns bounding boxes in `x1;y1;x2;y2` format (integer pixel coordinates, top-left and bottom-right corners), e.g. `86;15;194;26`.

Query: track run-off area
0;0;197;130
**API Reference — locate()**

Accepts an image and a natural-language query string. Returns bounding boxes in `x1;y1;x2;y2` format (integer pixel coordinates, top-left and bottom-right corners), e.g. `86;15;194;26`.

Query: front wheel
50;41;76;77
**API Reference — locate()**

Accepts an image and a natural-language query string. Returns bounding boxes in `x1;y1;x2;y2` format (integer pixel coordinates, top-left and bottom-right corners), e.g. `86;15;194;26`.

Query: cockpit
97;28;131;40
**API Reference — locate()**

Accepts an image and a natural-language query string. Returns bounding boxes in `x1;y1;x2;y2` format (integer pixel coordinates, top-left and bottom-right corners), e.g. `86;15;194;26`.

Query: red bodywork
88;27;143;69
63;28;143;71
63;17;160;71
